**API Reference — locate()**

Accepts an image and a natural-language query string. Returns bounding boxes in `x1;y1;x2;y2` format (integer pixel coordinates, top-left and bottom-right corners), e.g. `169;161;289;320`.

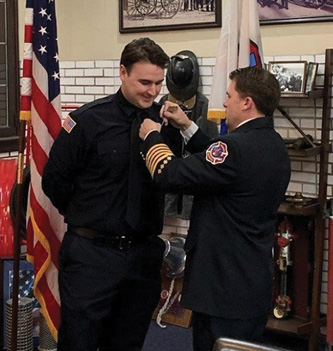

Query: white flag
208;0;264;129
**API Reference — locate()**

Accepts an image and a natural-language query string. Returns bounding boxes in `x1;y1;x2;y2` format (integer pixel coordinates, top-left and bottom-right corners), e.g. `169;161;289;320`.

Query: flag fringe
27;207;58;341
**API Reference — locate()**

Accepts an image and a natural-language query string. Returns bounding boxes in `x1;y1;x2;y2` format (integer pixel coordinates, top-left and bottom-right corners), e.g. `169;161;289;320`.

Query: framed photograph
258;0;333;25
267;61;308;96
305;62;319;93
119;0;221;33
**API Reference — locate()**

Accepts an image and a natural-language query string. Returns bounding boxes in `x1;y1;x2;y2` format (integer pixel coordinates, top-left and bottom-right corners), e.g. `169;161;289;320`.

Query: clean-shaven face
120;61;165;109
223;80;245;132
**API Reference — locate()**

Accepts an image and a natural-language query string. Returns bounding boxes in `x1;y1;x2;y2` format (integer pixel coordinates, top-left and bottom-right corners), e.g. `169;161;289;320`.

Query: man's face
223;80;245;131
120;61;165;109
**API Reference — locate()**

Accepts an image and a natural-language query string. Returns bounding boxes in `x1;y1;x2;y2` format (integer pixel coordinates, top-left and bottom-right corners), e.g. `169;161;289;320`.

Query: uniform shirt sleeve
42;114;90;215
141;131;239;195
180;121;198;144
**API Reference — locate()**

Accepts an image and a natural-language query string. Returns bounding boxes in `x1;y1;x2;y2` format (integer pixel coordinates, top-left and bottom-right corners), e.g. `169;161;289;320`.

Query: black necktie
125;110;146;230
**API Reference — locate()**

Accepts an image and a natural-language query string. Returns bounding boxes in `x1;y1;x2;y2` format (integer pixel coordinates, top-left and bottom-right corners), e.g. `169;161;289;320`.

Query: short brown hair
229;67;280;116
120;37;169;73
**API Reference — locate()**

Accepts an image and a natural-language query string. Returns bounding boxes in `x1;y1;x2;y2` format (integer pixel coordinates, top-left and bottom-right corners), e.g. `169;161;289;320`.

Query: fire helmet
166;50;199;102
162;237;186;279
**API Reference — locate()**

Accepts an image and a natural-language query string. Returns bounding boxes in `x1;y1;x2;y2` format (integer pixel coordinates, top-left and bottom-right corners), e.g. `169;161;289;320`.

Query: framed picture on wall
267;61;308;96
119;0;221;33
305;62;319;93
258;0;333;25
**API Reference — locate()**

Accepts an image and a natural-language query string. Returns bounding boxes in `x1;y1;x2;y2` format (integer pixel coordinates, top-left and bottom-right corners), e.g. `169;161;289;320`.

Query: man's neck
237;116;263;128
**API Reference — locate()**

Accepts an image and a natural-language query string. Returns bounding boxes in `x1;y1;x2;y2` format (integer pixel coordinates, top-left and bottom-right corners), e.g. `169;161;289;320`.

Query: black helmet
166;50;199;102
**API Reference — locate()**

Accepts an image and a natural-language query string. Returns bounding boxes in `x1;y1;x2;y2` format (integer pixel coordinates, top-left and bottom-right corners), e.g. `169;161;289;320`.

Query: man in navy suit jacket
139;67;291;351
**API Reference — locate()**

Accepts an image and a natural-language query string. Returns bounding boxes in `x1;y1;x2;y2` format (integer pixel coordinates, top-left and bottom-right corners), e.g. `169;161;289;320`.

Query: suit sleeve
141;131;240;195
185;128;212;154
42;114;89;215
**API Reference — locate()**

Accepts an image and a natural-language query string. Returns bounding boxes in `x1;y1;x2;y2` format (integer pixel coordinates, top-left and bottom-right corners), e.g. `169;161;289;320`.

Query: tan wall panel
18;0;333;60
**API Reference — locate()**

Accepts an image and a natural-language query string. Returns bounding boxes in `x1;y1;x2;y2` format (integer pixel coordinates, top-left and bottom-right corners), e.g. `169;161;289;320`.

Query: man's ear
119;64;127;82
243;97;253;111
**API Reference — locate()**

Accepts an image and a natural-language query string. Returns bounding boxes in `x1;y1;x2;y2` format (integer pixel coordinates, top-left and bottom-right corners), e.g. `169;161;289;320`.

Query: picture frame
305;62;319;93
267;61;308;96
258;0;333;25
119;0;221;33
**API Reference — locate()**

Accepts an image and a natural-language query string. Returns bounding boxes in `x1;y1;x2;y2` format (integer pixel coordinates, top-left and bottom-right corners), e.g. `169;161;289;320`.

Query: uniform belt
69;226;136;250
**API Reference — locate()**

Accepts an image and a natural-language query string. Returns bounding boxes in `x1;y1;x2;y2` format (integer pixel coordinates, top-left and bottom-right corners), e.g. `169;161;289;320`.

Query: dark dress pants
192;311;268;351
57;232;165;351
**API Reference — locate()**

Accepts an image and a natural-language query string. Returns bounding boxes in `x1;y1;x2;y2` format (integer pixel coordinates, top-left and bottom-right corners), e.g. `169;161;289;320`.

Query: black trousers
57;232;165;351
192;311;268;351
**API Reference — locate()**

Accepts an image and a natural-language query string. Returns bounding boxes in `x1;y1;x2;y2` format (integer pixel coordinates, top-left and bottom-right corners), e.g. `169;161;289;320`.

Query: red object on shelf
0;158;17;257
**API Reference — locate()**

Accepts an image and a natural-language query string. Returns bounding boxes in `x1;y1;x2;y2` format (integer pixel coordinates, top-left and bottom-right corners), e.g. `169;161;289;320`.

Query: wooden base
152;276;192;328
267;315;311;335
266;315;326;336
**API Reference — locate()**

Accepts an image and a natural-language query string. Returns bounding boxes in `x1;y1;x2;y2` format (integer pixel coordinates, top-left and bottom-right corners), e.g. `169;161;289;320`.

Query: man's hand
160;101;192;131
139;119;161;140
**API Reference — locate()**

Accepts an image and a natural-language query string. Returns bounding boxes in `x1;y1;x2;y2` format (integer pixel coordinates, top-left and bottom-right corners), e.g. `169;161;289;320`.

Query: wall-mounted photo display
267;61;308;96
258;0;333;25
305;62;319;93
119;0;221;33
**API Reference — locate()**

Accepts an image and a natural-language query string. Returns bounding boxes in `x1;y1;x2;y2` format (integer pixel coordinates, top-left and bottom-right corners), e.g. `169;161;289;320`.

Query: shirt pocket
97;139;130;181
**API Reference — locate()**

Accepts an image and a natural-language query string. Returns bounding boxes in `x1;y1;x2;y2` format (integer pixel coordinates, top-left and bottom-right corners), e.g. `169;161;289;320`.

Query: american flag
207;0;264;134
21;0;66;342
9;269;39;308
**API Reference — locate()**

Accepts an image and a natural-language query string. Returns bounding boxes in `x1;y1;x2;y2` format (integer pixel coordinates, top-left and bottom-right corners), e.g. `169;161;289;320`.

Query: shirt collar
233;116;274;133
236;117;260;129
115;88;159;121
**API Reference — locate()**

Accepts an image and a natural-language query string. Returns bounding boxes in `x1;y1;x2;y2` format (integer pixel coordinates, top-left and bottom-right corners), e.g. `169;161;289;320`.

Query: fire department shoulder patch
206;141;228;165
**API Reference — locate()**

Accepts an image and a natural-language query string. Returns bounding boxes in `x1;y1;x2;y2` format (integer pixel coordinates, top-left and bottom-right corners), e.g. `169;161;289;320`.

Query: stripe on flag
22;0;66;341
207;0;264;134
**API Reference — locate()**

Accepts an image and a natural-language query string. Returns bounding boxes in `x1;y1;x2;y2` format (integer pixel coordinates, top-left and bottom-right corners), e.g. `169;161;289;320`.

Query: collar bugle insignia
206;141;228;165
62;115;77;133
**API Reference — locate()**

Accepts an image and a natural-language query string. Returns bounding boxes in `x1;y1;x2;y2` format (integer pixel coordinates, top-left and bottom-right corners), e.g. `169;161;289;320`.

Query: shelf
278;199;319;217
283;138;326;158
280;89;323;99
266;315;326;336
287;145;322;158
270;49;332;351
266;315;311;336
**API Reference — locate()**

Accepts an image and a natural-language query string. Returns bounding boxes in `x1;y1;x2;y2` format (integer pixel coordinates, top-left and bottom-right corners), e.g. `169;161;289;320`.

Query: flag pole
10;0;26;348
11;120;28;351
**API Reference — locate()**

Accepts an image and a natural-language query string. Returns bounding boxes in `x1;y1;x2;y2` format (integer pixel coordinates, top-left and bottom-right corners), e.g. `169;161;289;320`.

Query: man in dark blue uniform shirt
139;67;291;351
42;38;180;351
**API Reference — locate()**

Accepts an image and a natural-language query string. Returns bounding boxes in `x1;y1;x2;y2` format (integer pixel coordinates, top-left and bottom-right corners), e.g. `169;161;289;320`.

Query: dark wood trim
308;48;333;351
0;0;19;152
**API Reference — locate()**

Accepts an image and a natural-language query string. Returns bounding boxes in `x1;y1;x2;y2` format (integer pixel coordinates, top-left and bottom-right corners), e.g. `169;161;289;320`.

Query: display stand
266;48;333;351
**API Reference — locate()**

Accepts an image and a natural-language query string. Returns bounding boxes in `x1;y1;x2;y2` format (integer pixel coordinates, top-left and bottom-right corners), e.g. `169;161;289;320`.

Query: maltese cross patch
206;141;228;165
